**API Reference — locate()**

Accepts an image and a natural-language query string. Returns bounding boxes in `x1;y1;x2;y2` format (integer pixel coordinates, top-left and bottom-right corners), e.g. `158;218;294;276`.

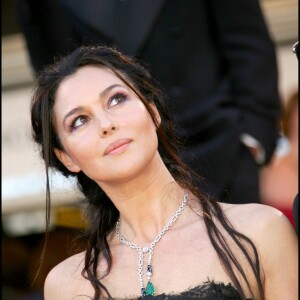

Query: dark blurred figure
2;230;30;300
1;226;84;300
16;0;281;204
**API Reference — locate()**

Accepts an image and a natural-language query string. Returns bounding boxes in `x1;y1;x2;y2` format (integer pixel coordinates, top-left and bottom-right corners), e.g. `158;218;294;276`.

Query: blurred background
2;0;298;299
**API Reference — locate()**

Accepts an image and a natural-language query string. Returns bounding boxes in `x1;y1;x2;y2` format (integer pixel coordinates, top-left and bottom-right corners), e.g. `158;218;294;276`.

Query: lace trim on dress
106;280;254;300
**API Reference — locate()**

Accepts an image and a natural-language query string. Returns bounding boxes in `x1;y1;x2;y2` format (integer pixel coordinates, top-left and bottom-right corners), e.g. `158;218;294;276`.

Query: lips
104;139;132;155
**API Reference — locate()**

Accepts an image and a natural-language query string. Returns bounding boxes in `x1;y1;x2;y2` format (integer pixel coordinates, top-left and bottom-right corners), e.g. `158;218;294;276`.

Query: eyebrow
62;84;125;128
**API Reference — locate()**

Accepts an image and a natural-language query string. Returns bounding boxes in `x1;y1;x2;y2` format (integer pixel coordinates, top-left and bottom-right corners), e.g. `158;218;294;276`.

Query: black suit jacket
17;0;281;198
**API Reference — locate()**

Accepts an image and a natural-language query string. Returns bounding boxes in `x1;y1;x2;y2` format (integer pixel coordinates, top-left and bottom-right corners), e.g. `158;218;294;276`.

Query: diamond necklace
115;192;189;297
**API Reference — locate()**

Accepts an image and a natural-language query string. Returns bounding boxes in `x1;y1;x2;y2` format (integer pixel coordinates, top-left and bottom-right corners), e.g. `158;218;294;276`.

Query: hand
247;146;261;161
240;133;265;165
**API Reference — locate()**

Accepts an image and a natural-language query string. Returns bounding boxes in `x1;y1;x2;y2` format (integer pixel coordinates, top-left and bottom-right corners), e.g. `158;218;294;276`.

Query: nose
100;119;118;138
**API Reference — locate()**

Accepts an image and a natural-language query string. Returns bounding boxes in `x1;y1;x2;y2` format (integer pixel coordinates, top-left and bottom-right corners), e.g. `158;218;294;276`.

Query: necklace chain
115;192;189;297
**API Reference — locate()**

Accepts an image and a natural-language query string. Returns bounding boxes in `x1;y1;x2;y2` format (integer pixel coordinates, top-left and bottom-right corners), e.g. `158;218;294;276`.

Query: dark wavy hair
31;45;264;300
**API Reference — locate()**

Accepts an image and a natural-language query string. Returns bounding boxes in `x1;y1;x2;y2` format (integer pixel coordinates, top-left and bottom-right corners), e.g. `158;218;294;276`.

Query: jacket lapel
116;0;167;54
59;0;167;55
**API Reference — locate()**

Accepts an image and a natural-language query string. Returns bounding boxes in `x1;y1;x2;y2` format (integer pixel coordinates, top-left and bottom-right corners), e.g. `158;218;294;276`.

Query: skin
45;66;298;299
260;102;298;207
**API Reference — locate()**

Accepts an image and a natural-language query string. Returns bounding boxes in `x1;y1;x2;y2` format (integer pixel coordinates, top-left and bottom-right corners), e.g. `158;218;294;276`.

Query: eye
108;93;127;108
70;115;89;131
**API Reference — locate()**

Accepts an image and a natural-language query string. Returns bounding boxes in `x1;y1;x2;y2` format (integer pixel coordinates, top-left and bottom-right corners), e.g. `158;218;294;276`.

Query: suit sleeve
207;0;281;164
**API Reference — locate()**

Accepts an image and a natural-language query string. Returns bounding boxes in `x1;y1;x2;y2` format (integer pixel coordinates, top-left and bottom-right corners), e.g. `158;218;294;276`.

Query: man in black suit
16;0;281;204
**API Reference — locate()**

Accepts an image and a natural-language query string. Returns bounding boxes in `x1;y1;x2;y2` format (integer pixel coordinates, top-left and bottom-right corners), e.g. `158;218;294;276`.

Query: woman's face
53;65;160;184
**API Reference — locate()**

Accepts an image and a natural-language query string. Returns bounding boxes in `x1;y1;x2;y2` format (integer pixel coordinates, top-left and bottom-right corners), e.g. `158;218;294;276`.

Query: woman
31;46;297;299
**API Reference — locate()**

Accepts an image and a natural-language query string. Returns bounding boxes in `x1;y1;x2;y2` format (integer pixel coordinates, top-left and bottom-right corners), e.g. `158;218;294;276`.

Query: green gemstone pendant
145;281;155;296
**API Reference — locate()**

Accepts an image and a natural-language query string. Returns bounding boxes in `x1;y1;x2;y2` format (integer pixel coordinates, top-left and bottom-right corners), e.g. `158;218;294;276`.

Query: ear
54;149;81;173
149;103;161;127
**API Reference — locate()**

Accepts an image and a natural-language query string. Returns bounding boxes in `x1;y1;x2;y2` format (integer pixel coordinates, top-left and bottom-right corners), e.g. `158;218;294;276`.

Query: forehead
53;66;125;122
54;65;130;115
57;65;125;97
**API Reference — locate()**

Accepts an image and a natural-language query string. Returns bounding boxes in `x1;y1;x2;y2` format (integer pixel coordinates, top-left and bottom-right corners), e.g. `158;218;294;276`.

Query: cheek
136;114;158;149
129;107;157;136
62;129;100;163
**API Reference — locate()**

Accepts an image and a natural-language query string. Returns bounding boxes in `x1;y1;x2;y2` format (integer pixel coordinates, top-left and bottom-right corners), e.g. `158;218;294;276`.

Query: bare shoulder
219;202;292;236
44;251;91;299
46;250;85;278
219;202;298;268
219;202;298;298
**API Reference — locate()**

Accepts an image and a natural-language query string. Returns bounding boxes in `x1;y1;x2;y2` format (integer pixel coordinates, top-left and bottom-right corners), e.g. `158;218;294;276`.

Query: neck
99;154;187;245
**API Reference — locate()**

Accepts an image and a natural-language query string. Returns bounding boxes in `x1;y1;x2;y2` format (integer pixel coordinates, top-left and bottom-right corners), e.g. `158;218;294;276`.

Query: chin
101;152;159;184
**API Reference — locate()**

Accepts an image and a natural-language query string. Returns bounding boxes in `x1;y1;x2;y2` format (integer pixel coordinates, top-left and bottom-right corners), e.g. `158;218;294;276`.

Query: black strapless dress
113;280;253;300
